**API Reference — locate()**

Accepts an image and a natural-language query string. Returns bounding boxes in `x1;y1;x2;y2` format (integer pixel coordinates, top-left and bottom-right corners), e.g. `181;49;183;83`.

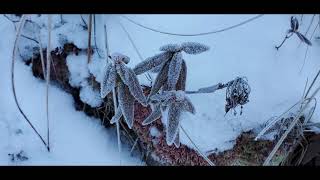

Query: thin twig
113;87;122;166
80;15;88;29
299;22;319;73
46;15;52;152
93;14;103;58
37;34;46;79
180;126;215;166
21;35;39;44
275;32;294;50
87;14;93;64
130;138;139;155
305;69;320;98
298;14;316;47
120;14;264;37
11;15;49;151
299;46;310;73
104;24;110;64
117;19;153;83
3;14;20;23
104;19;122;165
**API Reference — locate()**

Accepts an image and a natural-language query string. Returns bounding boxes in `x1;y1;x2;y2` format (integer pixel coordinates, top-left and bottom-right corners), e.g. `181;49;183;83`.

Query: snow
79;82;103;108
66;54;90;88
1;14;320;164
0;16;142;165
150;126;161;138
66;54;103;107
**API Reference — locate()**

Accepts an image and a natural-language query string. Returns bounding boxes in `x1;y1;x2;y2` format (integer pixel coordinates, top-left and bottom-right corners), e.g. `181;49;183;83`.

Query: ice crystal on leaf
117;63;148;106
117;81;135;128
133;52;172;75
142;90;196;147
100;63;116;98
181;42;210;55
159;43;182;52
167;52;183;90
100;53;147;129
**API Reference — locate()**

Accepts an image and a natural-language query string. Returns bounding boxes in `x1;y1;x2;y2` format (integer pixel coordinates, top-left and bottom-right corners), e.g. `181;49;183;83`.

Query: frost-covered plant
186;77;251;116
142;90;196;147
276;16;312;50
133;42;209;98
100;53;148;129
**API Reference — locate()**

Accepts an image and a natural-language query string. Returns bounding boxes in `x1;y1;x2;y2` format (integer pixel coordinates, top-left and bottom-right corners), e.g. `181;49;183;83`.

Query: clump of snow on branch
66;54;105;107
80;82;103;107
66;54;90;88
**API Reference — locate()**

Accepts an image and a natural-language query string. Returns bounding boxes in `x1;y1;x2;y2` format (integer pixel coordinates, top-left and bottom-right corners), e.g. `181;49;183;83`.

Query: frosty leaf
110;106;123;124
161;93;177;107
296;32;312;46
111;52;130;64
173;131;180;148
149;61;170;98
167;52;183;90
166;103;182;146
181;96;196;114
133;52;172;75
159;43;182;52
100;63;116;98
118;81;135;129
150;62;165;73
290;16;299;32
149;91;173;104
181;42;209;54
117;63;148;106
175;60;187;91
142;104;162;125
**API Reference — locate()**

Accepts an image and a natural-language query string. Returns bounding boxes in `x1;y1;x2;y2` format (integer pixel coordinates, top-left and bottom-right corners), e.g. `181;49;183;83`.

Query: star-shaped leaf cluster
133;42;209;99
142;90;196;147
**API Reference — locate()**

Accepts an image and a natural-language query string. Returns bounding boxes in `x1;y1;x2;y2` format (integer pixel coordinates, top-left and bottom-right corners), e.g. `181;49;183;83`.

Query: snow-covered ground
0;15;142;165
0;14;319;165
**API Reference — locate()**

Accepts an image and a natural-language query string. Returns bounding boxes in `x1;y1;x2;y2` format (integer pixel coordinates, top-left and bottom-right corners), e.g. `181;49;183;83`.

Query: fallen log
26;43;292;166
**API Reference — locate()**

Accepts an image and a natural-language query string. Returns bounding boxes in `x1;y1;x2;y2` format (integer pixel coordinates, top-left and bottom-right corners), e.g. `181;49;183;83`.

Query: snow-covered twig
186;83;227;94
